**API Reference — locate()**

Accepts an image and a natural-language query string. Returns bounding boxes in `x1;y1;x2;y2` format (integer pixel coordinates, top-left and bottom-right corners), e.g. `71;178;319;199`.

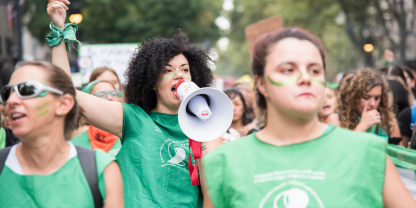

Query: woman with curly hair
202;27;414;207
48;1;217;207
327;69;401;140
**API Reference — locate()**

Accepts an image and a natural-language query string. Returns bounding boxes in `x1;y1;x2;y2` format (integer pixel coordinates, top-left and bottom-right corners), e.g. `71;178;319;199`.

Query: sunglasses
0;81;64;104
93;89;121;98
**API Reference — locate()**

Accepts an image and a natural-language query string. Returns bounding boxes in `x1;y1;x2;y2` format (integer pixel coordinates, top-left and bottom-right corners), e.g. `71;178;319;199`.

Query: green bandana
82;80;102;94
82;80;123;97
46;22;81;51
387;144;416;171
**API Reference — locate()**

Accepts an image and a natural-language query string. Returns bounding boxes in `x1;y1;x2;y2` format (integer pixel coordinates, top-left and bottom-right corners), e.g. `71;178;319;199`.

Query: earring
57;111;61;115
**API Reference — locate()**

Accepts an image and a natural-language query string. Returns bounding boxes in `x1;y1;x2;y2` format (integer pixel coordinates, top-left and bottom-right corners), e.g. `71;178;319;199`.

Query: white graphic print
155;126;162;133
160;139;189;171
167;147;186;165
259;180;324;208
254;169;325;183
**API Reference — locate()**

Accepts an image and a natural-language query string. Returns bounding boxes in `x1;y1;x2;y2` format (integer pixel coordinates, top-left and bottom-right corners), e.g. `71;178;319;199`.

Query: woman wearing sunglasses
0;61;124;207
202;28;415;207
70;80;122;158
48;1;219;207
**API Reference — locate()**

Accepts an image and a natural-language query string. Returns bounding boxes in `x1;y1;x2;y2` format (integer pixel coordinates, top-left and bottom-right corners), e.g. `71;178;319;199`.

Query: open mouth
11;113;26;122
171;84;178;97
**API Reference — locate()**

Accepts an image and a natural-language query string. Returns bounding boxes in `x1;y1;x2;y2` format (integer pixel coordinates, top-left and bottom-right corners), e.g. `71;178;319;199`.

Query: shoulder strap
0;147;11;175
411;106;416;132
75;146;103;208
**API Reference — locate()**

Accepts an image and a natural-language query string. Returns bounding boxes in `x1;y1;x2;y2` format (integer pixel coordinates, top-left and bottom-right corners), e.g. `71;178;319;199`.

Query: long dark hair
124;29;214;113
15;61;83;139
251;27;326;127
380;65;408;87
387;79;410;116
224;89;252;126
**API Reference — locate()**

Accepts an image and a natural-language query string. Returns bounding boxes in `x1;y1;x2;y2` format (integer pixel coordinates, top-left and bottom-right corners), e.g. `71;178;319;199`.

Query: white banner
78;43;138;84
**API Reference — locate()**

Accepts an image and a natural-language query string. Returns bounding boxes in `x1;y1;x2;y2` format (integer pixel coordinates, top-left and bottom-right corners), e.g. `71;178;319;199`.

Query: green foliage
215;0;362;80
22;0;222;44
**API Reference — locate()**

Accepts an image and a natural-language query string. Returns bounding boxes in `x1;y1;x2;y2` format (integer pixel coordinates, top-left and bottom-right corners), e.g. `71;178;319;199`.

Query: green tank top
0;143;114;207
70;130;122;158
203;126;387;208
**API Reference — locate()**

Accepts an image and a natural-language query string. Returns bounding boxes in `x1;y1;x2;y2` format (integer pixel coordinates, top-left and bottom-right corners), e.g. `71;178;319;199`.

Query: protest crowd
2;0;416;207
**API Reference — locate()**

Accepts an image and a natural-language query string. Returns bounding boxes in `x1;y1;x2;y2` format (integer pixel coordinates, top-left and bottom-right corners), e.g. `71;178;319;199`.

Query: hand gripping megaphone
174;79;233;186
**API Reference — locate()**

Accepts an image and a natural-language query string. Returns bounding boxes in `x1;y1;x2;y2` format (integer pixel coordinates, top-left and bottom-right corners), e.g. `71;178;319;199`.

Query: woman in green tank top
0;61;124;207
327;69;401;140
202;27;415;207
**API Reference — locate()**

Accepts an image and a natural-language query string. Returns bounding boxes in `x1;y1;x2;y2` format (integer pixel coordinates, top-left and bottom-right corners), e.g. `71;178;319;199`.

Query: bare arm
391;118;401;138
48;0;123;137
383;157;416;207
401;136;410;148
103;161;124;208
199;138;222;208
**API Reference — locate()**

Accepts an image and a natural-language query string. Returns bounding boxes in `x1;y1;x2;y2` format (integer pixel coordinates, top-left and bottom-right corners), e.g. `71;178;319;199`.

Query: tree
22;0;222;44
338;0;416;66
215;0;361;80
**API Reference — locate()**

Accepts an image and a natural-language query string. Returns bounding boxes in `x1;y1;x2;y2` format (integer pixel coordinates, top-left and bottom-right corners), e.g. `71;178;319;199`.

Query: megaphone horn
175;79;233;186
175;79;233;143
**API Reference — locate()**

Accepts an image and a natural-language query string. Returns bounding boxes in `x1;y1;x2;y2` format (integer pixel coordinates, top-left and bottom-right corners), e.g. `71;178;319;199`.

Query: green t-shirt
203;127;387;208
117;103;202;208
70;130;122;158
0;143;114;207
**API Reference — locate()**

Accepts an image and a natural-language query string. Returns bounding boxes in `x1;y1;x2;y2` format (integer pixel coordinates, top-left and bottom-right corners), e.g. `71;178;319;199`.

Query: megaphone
175;79;233;142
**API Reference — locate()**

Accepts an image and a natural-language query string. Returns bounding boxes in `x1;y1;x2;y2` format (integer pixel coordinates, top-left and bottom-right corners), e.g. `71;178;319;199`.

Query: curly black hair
124;29;215;113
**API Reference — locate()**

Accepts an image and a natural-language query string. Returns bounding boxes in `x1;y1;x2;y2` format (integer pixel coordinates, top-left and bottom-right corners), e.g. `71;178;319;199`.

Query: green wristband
46;22;82;51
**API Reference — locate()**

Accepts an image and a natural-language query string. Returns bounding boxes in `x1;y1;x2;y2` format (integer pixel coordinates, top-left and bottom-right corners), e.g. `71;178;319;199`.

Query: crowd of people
1;0;416;207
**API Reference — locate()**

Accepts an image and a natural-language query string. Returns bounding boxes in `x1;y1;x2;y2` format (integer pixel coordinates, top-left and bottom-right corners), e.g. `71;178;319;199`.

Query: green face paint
311;78;326;86
268;76;297;86
37;109;49;118
267;76;326;87
36;102;48;110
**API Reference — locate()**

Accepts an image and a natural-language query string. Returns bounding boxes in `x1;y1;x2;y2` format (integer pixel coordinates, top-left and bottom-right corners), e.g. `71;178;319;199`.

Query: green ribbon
46;22;81;51
268;76;326;87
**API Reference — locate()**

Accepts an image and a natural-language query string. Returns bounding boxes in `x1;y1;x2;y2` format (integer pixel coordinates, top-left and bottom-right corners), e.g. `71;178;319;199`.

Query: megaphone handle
188;138;202;186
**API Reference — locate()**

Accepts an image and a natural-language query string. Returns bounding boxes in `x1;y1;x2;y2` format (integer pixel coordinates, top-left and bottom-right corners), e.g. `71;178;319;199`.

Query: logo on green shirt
160;139;189;171
259;180;324;208
256;170;325;208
